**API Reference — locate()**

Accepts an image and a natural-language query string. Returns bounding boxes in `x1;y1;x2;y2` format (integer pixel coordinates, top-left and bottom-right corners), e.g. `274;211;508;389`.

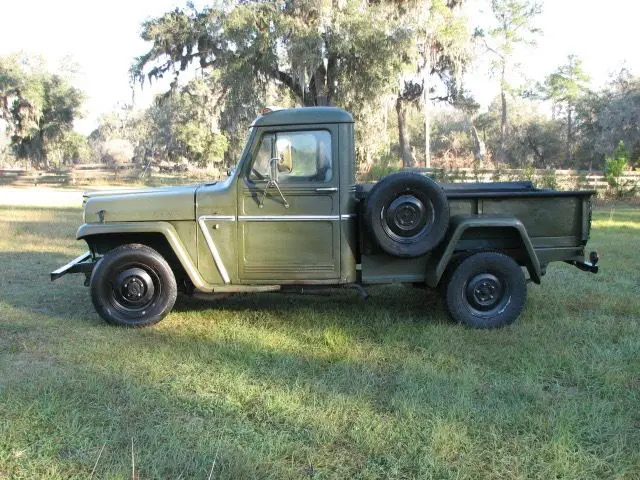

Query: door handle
315;187;338;193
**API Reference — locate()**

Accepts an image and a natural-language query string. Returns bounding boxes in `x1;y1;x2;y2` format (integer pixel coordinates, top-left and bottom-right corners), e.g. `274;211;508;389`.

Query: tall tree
576;70;640;169
47;130;90;166
92;78;229;169
542;55;589;166
476;95;565;168
477;0;541;164
0;54;84;169
165;78;229;167
391;0;471;168
396;80;423;168
418;0;470;167
133;1;412;159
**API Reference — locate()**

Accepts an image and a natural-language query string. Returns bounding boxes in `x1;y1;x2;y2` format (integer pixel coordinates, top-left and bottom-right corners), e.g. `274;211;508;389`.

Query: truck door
238;125;341;282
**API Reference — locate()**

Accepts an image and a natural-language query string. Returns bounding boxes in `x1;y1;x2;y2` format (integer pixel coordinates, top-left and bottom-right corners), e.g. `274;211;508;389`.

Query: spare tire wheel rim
381;193;435;243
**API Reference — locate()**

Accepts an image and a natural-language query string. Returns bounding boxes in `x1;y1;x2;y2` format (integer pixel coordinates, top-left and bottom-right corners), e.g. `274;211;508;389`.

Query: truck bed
355;180;595;284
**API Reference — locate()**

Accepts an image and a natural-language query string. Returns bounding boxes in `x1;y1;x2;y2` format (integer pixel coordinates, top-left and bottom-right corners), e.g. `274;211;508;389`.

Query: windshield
229;127;255;176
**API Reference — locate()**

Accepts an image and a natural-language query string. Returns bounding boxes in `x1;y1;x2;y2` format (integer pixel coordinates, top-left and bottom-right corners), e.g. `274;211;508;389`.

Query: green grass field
0;197;638;479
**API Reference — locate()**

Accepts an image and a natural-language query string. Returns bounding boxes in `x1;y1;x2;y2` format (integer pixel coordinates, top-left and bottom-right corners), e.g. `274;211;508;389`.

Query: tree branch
272;69;304;102
481;36;503;60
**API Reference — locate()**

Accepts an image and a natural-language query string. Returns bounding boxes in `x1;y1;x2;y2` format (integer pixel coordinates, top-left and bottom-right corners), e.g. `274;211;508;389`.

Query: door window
249;130;332;183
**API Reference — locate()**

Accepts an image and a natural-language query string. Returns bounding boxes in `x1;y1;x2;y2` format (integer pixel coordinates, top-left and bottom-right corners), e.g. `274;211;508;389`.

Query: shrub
604;141;636;197
539;169;558;190
605;141;628;187
523;164;535;182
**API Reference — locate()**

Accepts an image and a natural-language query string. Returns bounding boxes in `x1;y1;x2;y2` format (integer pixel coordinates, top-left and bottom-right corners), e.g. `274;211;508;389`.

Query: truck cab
52;107;599;330
196;107;358;286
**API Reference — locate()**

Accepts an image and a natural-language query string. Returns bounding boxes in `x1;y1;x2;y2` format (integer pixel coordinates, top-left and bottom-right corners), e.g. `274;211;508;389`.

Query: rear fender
76;222;215;292
425;214;541;288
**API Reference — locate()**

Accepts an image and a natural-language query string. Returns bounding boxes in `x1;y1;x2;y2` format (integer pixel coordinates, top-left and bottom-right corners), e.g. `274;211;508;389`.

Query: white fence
409;168;639;194
2;165;639;195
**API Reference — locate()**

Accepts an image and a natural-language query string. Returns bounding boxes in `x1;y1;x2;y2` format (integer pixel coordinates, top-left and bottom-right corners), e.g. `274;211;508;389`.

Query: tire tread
90;244;177;327
444;252;527;329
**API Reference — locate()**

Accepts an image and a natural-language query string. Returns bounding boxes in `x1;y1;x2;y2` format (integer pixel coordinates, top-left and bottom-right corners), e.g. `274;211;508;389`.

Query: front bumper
50;251;97;282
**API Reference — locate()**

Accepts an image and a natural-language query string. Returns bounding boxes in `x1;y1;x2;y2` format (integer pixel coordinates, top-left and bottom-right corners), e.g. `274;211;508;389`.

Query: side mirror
258;156;290;208
275;138;293;173
269;157;279;182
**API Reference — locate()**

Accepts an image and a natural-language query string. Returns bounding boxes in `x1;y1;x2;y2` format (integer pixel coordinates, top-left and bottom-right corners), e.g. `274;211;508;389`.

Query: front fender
76;222;215;292
425;214;542;288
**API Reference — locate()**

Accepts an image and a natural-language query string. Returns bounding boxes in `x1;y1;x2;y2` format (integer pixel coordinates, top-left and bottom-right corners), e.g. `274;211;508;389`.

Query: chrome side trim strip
238;214;356;221
239;215;340;221
199;215;236;221
197;217;231;284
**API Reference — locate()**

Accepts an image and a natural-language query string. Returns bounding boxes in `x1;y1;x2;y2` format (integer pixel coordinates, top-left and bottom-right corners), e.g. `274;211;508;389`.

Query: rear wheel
90;244;177;327
445;252;526;329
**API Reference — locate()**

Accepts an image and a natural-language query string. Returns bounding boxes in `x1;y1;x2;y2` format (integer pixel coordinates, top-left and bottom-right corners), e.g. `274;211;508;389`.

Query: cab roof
250;107;354;128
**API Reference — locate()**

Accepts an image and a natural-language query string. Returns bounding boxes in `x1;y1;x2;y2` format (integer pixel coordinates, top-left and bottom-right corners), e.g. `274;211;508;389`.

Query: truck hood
83;184;202;223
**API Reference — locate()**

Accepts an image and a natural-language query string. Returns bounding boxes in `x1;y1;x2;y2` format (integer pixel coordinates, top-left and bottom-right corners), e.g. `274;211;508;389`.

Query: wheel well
84;233;189;284
456;227;530;267
426;221;541;289
447;226;540;285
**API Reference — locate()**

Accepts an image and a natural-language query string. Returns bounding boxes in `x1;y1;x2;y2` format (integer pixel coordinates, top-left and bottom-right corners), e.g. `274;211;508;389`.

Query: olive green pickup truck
52;107;599;329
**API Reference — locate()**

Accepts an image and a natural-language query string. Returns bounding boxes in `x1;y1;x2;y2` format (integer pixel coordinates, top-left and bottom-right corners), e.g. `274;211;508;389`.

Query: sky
1;0;638;134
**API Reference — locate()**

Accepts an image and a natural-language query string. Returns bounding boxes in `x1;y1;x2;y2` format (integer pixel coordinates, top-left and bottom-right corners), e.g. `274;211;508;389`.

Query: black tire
365;172;449;258
445;252;526;329
90;244;177;327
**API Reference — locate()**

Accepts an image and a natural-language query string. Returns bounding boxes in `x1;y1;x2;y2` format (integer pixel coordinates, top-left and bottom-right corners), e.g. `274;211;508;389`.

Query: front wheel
445;252;527;329
90;244;177;327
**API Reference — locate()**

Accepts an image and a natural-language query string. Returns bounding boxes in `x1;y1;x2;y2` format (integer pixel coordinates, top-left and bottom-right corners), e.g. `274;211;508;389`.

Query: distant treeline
1;1;639;180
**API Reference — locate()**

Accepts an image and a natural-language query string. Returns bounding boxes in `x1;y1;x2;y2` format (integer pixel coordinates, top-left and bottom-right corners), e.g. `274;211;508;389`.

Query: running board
209;284;282;293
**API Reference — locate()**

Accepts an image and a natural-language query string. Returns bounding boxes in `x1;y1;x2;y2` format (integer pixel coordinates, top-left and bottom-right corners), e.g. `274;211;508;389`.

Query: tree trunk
423;52;431;168
37;144;49;170
566;101;573;166
384;101;390;155
314;63;328;106
396;95;414;168
470;125;485;167
499;66;507;165
326;55;336;106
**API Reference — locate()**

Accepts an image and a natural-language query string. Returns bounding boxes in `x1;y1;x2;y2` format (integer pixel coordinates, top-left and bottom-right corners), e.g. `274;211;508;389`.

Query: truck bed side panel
359;187;593;284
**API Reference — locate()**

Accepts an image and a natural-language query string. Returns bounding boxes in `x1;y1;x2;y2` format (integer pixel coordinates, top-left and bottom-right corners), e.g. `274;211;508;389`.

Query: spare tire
365;172;449;258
